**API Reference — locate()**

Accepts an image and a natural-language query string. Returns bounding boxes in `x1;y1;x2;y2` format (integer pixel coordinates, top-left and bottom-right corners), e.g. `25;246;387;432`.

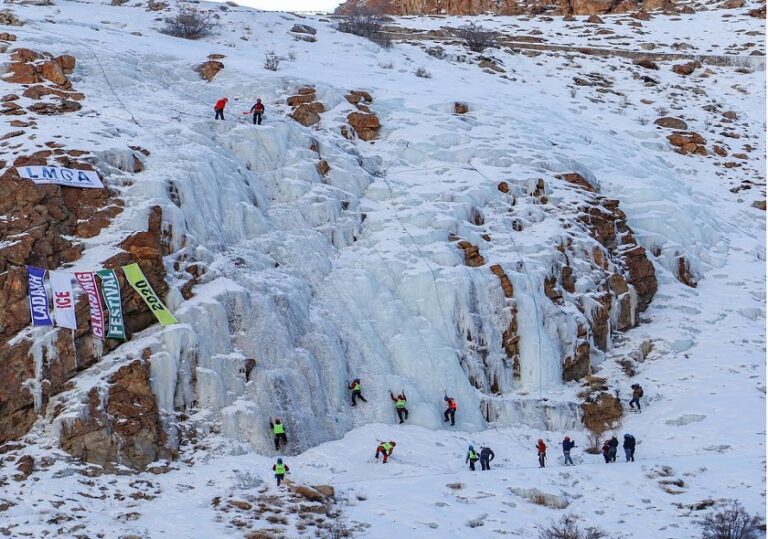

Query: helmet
391;441;397;447
277;458;282;463
468;445;474;450
564;436;570;441
625;433;632;438
275;417;280;422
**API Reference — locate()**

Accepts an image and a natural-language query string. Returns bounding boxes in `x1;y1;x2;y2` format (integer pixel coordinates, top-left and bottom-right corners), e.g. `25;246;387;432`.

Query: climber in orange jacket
536;439;547;468
214;97;228;120
443;395;457;426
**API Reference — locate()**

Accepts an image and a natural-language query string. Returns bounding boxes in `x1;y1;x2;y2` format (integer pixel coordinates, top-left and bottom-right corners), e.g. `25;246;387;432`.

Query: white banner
16;166;104;189
49;271;78;330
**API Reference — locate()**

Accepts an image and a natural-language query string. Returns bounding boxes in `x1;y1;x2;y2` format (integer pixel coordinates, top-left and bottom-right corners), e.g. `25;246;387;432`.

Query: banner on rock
27;266;53;326
97;269;126;340
16;166;104;189
49;270;77;330
123;263;177;326
74;271;106;339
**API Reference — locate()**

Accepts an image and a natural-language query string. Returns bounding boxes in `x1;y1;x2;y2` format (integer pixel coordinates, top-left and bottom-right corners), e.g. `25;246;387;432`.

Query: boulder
586;14;604;22
290;23;317;35
316;160;330;176
347;111;380;141
654;117;688;130
633;58;658;70
720;0;744;7
345;90;373;104
196;60;223;82
287;93;315;107
290;103;320;127
40;60;68;86
676;256;697;287
667;131;706;155
672;60;700;76
454;102;469;114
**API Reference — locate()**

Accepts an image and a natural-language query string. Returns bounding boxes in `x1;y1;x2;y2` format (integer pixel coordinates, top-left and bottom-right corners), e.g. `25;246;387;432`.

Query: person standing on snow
623;434;636;462
602;440;611;463
270;417;288;451
249;98;265;125
607;435;619;462
349;378;367;407
466;445;480;471
390;391;409;424
443;395;457;426
272;458;289;486
536;439;547;468
375;441;396;463
479;446;495;471
629;384;644;412
562;436;576;466
214;97;228;120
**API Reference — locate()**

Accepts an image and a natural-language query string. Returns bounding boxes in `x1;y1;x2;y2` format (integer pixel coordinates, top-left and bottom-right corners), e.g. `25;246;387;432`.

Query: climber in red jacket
249;98;265;125
214;97;228;120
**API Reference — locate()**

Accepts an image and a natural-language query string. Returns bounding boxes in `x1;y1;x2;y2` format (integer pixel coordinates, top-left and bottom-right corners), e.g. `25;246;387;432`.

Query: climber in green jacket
273;458;289;486
390;391;409;423
270;417;287;451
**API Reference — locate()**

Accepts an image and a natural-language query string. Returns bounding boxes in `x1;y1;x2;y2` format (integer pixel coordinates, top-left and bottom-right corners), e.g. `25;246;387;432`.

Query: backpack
637;387;644;398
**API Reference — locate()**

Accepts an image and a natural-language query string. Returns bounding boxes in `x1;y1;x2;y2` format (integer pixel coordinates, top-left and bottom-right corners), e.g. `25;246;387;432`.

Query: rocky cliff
335;0;673;16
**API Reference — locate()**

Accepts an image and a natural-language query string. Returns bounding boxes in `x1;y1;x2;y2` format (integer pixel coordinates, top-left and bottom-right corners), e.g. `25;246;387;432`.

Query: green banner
122;263;178;326
96;269;126;340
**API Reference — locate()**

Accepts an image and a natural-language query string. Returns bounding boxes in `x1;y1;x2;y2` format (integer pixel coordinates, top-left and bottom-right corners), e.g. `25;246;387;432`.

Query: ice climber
562;436;576;466
629;383;644;412
466;445;480;471
536;439;547;468
390;391;409;423
602;440;611;463
270;417;288;451
443;395;457;426
479;445;495;471
607;435;619;462
623;434;636;462
249;98;265;125
349;378;367;407
273;458;289;486
214;97;227;120
375;441;396;463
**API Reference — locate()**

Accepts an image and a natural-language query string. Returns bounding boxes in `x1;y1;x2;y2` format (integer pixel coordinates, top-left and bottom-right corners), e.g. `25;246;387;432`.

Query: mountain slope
0;1;764;537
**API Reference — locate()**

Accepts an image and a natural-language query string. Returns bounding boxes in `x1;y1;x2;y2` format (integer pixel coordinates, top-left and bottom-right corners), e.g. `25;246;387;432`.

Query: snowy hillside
0;0;764;537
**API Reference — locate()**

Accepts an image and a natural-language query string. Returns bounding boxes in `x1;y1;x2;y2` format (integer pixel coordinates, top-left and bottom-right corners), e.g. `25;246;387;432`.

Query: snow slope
0;1;764;537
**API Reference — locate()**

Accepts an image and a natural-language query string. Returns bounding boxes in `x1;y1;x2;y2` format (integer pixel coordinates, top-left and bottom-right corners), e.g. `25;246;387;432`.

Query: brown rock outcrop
581;391;623;434
336;0;667;15
347;111;381;141
291;103;321;127
667;131;706;155
454;102;469;114
196;60;224;81
59;358;172;470
672;60;700;76
456;239;486;267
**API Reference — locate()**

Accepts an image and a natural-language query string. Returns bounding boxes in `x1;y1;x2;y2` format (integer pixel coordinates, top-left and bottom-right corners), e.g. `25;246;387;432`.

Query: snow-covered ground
0;0;764;537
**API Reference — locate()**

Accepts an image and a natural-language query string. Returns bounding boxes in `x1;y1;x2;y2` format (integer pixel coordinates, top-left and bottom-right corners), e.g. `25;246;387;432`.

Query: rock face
581;391;623;434
59;357;173;470
336;0;672;15
291;103;321;127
